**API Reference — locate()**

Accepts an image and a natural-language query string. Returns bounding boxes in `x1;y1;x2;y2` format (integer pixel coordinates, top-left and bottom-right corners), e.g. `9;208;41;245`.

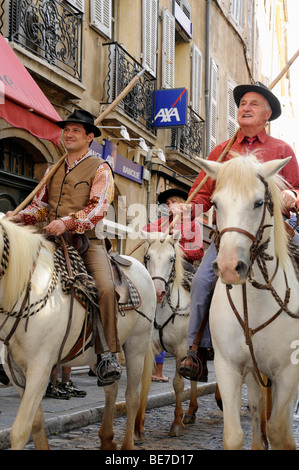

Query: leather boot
197;347;208;382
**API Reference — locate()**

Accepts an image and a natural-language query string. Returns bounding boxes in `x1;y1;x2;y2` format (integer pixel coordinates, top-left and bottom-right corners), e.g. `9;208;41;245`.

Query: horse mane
0;219;54;311
214;153;289;268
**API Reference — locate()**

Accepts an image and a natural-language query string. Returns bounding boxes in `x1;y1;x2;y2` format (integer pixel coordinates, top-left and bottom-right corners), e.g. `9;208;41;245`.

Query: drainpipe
205;0;211;158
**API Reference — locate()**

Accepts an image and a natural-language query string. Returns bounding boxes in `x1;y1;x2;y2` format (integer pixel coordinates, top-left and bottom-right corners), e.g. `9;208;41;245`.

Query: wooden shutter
142;0;158;77
227;78;238;138
210;59;219;150
191;44;203;115
162;8;175;89
67;0;85;12
90;0;112;38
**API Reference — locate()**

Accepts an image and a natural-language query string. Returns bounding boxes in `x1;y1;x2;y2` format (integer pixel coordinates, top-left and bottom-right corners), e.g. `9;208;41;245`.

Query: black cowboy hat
158;188;188;205
233;81;281;121
55;109;101;137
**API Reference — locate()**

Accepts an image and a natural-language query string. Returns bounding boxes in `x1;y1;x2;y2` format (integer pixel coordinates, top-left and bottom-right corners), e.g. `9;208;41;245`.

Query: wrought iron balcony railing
0;0;83;80
168;107;205;160
103;42;156;132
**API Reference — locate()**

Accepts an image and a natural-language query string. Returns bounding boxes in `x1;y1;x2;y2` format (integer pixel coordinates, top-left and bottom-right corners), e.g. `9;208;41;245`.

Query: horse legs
266;373;297;450
245;371;266;450
183;380;198;425
120;342;152;450
99;382;119;450
214;355;244;450
10;368;51;450
169;370;185;436
31;405;49;450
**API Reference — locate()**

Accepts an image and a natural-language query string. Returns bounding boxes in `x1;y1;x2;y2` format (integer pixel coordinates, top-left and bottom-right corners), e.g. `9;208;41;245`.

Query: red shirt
190;129;299;217
143;216;204;264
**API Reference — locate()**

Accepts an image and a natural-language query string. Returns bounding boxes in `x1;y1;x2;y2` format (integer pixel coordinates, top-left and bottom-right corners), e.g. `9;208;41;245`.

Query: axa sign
153;88;188;128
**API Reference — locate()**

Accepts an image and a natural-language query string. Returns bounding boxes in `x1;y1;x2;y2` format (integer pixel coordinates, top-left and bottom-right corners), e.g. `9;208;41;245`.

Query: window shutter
175;0;192;20
191;44;202;115
210;59;219;150
90;0;112;38
162;8;175;89
142;0;158;77
227;79;238;138
67;0;85;12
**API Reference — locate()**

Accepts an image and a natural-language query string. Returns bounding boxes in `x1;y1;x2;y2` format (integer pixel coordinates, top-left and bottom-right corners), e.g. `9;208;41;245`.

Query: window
142;0;158;77
227;78;238;138
162;7;175;89
191;44;203;115
90;0;112;38
230;0;244;30
210;59;219;150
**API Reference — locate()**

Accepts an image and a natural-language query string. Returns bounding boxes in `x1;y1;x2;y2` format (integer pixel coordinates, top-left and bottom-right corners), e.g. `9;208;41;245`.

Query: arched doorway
0;131;61;213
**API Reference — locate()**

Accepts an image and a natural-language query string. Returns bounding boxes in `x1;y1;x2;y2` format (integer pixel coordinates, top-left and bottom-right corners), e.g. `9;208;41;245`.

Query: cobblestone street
23;388;295;452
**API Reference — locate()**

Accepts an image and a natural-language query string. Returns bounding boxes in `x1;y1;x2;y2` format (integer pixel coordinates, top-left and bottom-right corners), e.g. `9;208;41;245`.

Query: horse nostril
236;260;248;277
212;260;219;274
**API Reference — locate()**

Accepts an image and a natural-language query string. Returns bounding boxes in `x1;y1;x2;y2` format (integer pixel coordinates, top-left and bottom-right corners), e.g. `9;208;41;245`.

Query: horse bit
213;175;296;388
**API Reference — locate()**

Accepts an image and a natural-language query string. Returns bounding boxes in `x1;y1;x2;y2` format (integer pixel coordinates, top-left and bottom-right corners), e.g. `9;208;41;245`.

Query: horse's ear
195;158;222;180
168;230;181;244
258;157;292;179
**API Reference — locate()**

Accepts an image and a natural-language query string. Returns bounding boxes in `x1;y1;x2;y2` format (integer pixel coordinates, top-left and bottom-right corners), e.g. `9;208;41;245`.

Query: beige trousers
82;239;120;354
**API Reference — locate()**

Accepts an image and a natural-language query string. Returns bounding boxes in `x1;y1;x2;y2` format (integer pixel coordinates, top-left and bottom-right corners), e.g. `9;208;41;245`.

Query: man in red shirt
178;82;299;382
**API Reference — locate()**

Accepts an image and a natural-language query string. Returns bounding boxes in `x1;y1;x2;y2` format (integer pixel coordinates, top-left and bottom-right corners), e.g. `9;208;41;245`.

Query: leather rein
213;175;293;388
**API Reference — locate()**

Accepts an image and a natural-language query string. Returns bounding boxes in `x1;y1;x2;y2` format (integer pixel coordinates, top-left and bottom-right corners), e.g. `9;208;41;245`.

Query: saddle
46;233;140;366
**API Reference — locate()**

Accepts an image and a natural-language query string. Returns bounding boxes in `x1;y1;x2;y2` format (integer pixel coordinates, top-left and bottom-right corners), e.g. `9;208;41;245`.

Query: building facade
0;0;292;253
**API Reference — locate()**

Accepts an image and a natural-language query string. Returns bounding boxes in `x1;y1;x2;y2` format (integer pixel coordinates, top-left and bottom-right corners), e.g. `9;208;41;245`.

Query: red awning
0;34;62;146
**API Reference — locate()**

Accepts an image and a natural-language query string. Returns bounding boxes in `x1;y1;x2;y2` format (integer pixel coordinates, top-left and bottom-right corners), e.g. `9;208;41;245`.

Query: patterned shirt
20;151;114;233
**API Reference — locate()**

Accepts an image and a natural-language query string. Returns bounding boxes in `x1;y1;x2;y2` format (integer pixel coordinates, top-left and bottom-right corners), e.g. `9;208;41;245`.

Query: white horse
196;154;299;450
0;218;156;450
141;231;199;436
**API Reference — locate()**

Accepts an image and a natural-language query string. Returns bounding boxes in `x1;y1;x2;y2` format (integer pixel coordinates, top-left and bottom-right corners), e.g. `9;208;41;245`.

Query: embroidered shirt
19;151;114;233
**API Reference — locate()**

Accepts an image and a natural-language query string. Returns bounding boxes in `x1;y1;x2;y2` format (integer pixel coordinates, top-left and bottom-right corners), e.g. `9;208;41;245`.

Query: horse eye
254;200;264;209
211;200;217;209
170;257;175;262
145;255;150;261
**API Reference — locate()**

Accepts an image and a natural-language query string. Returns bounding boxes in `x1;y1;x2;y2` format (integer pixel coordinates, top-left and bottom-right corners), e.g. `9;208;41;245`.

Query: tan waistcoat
47;154;106;238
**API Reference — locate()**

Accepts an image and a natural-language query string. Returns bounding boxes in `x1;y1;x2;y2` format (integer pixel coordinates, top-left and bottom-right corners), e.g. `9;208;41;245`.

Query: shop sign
153;88;188;128
91;140;143;185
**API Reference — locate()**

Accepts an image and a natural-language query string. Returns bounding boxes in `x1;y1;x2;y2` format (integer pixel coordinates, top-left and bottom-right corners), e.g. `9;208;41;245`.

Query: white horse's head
141;230;183;303
197;154;291;285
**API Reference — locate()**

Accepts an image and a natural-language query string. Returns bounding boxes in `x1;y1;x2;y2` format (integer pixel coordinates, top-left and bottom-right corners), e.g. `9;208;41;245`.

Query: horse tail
134;343;155;439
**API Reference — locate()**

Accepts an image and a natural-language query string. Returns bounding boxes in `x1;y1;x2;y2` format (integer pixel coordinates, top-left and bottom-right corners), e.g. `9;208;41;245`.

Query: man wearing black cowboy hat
6;109;122;389
178;82;299;382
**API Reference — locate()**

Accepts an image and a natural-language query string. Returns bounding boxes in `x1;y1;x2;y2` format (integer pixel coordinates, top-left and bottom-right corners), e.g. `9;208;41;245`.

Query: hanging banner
153;87;188;128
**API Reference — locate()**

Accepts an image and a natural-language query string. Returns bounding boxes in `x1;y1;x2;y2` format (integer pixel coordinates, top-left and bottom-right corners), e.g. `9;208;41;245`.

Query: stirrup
96;352;122;386
177;349;203;381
